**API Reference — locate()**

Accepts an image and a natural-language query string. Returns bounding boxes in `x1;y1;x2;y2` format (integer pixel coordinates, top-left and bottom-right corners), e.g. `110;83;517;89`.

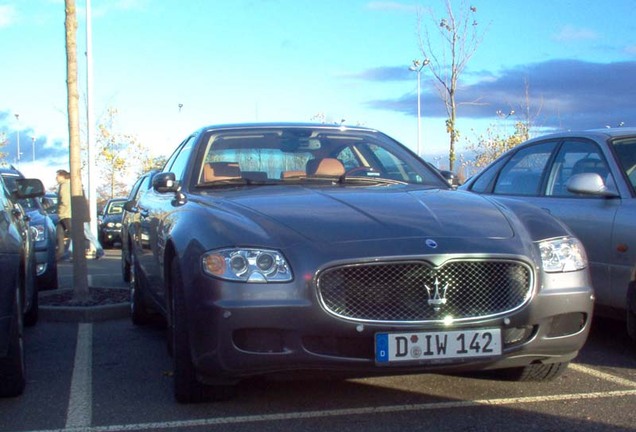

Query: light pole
409;59;429;157
14;113;20;167
31;136;35;162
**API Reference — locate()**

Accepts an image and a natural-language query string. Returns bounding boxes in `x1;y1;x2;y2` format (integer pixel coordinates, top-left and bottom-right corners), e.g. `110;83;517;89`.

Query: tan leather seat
280;170;305;179
306;158;345;177
202;162;241;182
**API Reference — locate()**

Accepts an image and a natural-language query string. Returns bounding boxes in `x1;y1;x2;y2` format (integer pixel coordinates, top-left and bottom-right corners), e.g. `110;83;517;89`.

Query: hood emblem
424;277;449;312
425;239;438;249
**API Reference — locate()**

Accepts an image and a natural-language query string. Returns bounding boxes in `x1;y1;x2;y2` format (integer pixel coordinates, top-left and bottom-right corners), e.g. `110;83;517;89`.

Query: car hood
102;214;123;224
198;186;515;245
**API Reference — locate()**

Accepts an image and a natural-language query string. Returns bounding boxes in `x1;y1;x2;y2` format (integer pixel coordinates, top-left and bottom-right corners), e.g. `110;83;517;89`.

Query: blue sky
1;0;635;187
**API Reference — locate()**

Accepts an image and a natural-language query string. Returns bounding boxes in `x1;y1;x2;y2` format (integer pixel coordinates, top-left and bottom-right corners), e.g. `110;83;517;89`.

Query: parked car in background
461;128;636;341
0;167;58;291
127;123;594;403
0;175;45;397
41;192;58;225
121;170;158;283
98;198;127;249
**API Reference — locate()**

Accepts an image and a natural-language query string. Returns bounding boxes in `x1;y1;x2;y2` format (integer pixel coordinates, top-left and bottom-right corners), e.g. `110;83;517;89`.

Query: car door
137;136;197;306
489;138;620;309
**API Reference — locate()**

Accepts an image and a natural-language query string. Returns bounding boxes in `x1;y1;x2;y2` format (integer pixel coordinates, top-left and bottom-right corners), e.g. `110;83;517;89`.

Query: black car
128;123;594;403
0;176;45;397
0;167;58;291
98;198;127;248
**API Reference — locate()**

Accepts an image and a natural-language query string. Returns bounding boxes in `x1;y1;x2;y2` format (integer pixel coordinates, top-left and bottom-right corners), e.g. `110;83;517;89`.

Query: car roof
195;122;380;135
0;166;24;178
522;128;636;144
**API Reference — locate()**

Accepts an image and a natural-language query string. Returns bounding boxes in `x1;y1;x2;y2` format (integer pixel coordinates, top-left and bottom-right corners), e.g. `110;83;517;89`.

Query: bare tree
65;0;90;302
417;0;487;171
96;107;145;199
0;133;7;162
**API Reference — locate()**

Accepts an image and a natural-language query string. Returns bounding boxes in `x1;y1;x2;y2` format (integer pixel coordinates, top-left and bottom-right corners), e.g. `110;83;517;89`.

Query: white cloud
0;5;17;28
553;25;598;42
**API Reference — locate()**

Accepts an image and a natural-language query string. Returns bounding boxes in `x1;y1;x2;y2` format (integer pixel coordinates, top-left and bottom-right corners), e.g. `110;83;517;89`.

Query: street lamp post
409;59;429;157
14;113;20;167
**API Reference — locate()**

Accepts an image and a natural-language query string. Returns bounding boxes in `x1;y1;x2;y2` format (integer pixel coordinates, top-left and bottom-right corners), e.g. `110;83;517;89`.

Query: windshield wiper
196;178;279;187
339;176;409;186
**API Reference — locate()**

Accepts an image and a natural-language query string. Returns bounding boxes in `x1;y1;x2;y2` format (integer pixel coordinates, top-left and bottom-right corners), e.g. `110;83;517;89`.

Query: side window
546;139;615;197
493;141;556;196
164;136;197;180
469;157;508;193
337;147;360;171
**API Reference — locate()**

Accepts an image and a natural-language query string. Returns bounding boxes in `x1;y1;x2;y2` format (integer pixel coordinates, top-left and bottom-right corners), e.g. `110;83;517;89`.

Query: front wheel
170;258;235;403
496;362;569;382
130;254;152;326
626;281;636;342
121;246;131;283
0;288;26;397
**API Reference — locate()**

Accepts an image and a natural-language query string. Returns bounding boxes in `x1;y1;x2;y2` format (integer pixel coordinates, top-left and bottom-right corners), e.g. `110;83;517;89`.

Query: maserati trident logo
424;277;449;312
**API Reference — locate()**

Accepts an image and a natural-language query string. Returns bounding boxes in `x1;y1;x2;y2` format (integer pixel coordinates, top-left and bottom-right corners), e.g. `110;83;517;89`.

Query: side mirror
153;172;179;193
123;200;137;213
567;173;618;197
14;178;45;199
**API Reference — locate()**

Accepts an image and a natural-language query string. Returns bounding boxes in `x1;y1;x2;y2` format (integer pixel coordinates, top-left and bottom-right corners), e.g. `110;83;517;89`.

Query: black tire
38;265;59;291
627;281;636;342
23;259;39;327
496;362;569;382
122;247;131;283
0;288;26;398
130;254;152;326
170;259;235;403
23;285;38;328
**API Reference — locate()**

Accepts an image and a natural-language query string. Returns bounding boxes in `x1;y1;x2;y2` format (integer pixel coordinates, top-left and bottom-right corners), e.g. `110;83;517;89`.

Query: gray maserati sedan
124;123;594;403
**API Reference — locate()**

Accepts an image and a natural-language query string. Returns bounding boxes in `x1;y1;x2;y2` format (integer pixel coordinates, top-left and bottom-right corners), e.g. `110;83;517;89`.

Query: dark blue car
0;176;45;397
0;168;57;291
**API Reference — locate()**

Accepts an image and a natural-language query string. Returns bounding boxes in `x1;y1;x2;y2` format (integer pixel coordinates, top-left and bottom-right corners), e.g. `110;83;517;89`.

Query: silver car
461;128;636;341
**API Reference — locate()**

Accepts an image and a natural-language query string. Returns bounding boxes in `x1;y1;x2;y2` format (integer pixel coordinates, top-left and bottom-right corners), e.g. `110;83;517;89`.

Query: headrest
203;162;241;182
306;158;345;177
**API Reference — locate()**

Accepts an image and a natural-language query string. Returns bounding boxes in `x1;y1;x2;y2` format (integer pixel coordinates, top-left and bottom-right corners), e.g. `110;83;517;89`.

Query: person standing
55;169;71;260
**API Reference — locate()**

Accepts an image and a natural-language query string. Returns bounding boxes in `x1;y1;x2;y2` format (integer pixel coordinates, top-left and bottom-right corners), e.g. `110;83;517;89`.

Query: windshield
105;200;126;215
611;137;636;191
195;127;446;188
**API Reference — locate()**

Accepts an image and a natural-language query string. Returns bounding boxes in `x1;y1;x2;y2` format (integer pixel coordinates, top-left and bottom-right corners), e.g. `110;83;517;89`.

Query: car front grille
316;259;533;323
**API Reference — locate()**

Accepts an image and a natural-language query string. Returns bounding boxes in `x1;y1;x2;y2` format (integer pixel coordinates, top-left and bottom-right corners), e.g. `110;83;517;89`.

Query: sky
1;0;635;189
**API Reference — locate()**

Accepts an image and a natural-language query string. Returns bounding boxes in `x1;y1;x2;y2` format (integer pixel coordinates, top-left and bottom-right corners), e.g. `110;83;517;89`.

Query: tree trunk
65;0;90;302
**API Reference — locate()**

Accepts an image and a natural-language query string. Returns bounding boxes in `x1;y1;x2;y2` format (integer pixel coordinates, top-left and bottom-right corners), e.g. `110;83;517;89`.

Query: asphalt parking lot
1;251;635;432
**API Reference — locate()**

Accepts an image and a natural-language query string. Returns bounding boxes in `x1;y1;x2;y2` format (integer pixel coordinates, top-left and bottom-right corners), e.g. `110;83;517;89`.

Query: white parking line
64;323;93;429
570;363;636;387
30;342;636;432
27;388;636;432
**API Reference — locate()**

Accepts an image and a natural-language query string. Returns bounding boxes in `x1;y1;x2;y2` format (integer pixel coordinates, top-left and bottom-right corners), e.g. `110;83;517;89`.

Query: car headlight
106;222;115;228
202;248;293;283
30;225;46;242
538;237;587;273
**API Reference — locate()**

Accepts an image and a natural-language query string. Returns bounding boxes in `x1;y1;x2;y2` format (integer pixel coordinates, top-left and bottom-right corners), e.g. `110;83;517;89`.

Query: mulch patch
40;287;130;307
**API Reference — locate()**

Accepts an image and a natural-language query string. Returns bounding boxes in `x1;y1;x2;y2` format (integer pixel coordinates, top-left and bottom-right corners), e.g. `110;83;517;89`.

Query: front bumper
185;269;594;385
101;228;122;243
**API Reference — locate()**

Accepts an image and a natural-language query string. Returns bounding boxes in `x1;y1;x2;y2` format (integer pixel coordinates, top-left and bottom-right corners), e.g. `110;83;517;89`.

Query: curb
39;303;129;323
39;288;130;323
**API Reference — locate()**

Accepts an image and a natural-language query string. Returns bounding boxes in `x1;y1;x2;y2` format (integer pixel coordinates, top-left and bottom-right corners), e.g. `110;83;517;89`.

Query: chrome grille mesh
317;260;532;322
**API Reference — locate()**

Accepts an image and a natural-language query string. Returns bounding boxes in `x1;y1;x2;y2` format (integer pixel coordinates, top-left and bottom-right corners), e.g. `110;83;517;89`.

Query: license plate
375;328;501;363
